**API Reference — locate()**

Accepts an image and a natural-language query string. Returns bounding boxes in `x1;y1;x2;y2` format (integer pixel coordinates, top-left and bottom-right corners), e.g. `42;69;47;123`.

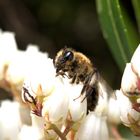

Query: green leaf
96;0;139;71
131;0;140;33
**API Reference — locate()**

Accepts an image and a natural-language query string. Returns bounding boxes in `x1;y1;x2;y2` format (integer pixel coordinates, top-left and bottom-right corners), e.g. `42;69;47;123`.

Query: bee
53;47;114;111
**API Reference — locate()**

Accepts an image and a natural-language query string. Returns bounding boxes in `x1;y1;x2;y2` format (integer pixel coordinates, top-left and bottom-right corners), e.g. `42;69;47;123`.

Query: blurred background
0;0;125;89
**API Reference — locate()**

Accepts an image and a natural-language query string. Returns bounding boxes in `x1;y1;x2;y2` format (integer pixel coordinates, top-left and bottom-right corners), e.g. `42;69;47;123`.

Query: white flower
75;112;109;140
115;90;140;126
42;82;69;123
94;82;108;116
6;45;49;89
121;63;138;94
18;112;45;140
0;31;17;52
6;50;28;86
131;44;140;77
118;44;140;135
24;58;56;96
121;44;140;95
26;44;48;58
120;44;140;114
18;125;44;140
0;31;18;80
31;114;45;131
107;96;121;124
0;100;21;140
65;81;87;122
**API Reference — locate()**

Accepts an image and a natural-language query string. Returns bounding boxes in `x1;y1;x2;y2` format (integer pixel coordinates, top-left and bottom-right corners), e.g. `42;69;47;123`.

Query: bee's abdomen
87;88;99;111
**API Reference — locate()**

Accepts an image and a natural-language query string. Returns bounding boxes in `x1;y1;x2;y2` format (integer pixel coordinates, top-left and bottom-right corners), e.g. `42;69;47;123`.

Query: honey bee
53;47;114;111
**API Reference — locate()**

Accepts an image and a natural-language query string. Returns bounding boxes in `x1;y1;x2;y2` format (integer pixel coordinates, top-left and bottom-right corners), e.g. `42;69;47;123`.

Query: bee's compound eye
64;51;73;61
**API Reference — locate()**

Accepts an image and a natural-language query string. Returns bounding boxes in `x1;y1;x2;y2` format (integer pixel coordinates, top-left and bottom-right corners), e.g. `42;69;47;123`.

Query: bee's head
53;47;74;73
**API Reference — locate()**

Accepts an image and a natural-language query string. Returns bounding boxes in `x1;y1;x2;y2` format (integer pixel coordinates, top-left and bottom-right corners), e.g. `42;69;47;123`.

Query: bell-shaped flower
18;125;44;140
116;90;140;135
121;44;140;96
65;80;87;122
131;44;140;78
0;31;18;81
121;44;140;114
6;45;49;89
94;82;108;116
121;63;138;94
24;58;56;96
0;100;21;140
75;112;109;140
42;82;69;124
6;50;28;87
18;111;45;140
107;96;121;124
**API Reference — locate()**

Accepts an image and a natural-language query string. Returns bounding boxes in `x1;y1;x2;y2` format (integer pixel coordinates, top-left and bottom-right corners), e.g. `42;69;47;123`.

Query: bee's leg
79;84;98;112
81;85;95;102
73;70;99;101
81;70;99;102
80;84;87;95
80;74;92;95
56;71;66;77
76;78;80;84
71;75;77;84
56;69;69;77
73;73;92;101
73;77;90;101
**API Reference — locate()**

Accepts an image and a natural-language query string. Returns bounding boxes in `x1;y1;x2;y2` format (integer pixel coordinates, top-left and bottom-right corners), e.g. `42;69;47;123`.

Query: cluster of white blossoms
0;29;140;139
0;30;110;140
119;44;140;135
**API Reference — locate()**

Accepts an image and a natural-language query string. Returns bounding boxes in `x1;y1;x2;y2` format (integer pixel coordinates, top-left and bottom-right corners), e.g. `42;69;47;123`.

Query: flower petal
75;112;109;140
121;63;137;94
131;44;140;77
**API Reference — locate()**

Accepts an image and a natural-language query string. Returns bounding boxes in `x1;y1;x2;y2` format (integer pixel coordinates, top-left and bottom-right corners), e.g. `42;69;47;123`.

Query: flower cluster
0;30;112;140
1;29;140;139
21;49;110;139
119;44;140;135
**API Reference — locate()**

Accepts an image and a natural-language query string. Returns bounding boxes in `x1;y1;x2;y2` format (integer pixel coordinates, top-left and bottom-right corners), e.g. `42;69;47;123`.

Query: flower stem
46;123;67;140
111;125;122;140
63;120;73;137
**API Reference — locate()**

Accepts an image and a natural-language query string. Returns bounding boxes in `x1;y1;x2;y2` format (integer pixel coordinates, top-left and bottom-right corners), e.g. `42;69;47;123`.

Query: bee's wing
97;75;116;100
